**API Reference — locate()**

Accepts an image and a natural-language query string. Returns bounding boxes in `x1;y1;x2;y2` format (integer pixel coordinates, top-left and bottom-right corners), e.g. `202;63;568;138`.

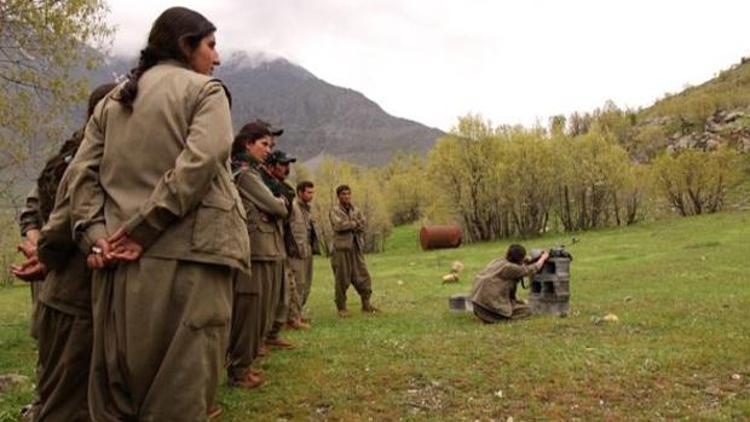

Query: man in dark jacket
266;150;310;332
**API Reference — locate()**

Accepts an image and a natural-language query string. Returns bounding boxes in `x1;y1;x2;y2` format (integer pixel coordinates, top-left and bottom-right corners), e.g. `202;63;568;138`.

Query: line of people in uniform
10;6;378;421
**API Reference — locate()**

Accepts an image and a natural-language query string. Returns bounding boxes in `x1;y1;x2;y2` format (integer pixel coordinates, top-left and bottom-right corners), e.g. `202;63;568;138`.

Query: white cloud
107;0;750;130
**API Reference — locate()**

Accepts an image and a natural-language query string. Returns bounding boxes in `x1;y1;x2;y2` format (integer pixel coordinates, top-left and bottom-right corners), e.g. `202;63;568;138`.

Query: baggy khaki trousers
226;270;263;382
31;304;92;422
88;257;232;422
255;260;283;341
290;256;313;310
331;248;372;310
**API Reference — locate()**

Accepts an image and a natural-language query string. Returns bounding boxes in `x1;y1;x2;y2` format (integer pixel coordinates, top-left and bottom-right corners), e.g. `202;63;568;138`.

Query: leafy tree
555;126;634;230
549;115;566;137
289;161;313;187
0;0;112;194
499;126;558;237
425;115;510;242
382;153;428;226
651;148;743;216
567;111;591;136
614;164;649;226
425;116;566;241
591;100;636;146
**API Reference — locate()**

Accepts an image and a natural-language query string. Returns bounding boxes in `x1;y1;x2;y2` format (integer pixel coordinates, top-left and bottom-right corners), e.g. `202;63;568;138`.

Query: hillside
634;58;750;157
643;58;750;124
91;52;444;166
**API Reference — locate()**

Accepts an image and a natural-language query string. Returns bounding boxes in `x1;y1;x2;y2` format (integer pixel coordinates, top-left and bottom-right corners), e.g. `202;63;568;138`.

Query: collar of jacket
231;152;263;172
296;196;311;212
260;168;283;196
336;201;354;213
157;59;191;70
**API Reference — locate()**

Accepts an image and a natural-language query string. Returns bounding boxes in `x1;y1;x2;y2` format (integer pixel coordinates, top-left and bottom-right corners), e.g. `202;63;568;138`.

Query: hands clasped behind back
87;227;144;269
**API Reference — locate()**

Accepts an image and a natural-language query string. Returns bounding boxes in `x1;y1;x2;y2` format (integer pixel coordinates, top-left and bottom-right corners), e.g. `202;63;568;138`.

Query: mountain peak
223;51;317;81
90;51;443;165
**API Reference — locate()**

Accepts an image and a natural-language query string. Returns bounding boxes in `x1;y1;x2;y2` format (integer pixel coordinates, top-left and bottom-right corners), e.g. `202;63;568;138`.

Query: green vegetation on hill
535;58;750;165
2;211;748;420
643;60;750;130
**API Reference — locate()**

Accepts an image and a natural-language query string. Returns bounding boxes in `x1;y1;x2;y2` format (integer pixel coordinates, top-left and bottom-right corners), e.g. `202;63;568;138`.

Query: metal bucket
449;293;473;312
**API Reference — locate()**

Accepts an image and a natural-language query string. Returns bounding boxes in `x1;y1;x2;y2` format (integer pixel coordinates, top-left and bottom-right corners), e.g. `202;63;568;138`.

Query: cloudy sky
107;0;750;131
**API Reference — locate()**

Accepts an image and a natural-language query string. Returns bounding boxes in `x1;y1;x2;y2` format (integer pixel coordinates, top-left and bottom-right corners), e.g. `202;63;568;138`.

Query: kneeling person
470;244;549;323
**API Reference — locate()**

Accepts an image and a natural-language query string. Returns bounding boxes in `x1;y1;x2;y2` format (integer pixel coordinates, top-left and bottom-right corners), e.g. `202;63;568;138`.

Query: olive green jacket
289;197;318;259
470;258;543;318
235;166;287;262
36;170;91;316
329;203;365;251
67;61;250;273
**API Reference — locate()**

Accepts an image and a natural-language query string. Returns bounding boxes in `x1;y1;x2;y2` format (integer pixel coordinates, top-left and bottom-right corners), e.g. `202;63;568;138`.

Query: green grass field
1;211;749;420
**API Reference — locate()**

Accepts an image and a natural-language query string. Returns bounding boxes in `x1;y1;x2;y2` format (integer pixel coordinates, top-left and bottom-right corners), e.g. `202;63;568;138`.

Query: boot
361;297;380;313
286;318;311;330
257;344;270;357
228;371;264;390
266;337;295;349
207;405;223;420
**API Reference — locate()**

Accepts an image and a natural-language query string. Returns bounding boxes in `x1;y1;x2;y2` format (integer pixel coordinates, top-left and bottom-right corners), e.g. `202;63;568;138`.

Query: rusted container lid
420;225;462;250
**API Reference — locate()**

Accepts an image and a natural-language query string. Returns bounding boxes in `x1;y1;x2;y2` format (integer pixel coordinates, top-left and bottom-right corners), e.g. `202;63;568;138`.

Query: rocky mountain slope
93;52;444;166
637;58;750;156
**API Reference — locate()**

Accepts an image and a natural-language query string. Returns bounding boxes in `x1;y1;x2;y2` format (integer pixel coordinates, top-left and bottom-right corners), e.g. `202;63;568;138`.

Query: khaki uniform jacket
289;197;317;259
470;258;543;318
67;61;249;273
36;171;91;316
329;203;365;251
236;166;287;261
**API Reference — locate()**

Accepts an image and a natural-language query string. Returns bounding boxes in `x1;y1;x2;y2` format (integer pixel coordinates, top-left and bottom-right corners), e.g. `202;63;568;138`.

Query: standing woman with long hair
226;122;287;389
65;7;249;420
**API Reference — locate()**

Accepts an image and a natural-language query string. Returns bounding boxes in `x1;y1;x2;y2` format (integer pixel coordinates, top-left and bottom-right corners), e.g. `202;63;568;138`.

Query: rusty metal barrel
419;225;462;250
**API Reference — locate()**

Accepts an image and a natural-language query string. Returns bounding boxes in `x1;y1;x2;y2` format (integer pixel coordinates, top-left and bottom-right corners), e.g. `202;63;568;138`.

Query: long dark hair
231;121;273;160
117;7;216;110
37;83;117;221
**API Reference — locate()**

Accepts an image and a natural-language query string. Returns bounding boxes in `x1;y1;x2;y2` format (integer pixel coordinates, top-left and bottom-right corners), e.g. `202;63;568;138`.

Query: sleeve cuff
37;235;75;271
124;207;175;250
123;215;156;250
79;223;109;254
20;223;41;237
